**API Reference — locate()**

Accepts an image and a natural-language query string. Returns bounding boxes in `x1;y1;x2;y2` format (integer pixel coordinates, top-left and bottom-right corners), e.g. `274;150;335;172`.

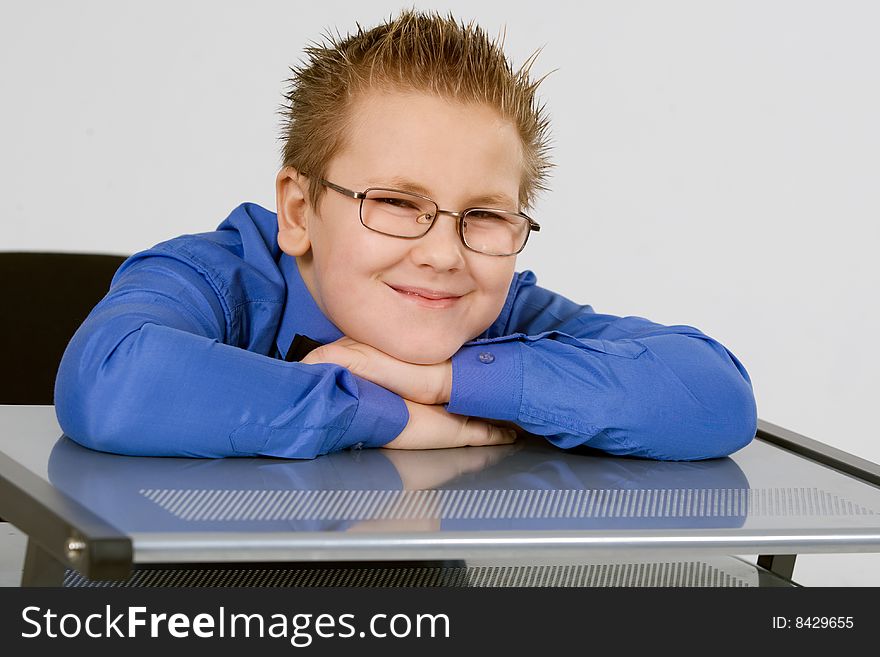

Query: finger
300;345;331;365
495;426;519;444
463;419;517;446
303;344;361;374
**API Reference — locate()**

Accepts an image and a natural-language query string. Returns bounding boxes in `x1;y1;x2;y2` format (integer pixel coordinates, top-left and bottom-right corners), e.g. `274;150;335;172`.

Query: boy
55;9;757;461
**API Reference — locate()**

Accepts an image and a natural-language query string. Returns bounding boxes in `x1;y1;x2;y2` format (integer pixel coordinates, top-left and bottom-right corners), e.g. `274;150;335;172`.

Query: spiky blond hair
278;7;555;212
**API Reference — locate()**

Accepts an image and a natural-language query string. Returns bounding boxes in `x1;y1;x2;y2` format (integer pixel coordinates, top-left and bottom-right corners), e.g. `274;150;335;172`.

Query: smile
386;284;463;309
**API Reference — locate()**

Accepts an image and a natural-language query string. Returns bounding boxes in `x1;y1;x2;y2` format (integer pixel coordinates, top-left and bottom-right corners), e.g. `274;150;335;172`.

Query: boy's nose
409;213;467;271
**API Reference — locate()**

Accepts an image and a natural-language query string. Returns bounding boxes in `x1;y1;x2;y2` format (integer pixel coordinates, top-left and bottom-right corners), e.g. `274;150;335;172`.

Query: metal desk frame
2;418;879;586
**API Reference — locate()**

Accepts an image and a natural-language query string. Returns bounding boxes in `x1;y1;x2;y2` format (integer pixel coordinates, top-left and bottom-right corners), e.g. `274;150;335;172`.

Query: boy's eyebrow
372;176;517;209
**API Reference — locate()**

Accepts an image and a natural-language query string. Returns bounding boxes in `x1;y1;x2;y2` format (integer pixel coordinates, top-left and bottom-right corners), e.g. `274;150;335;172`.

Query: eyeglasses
309;177;540;256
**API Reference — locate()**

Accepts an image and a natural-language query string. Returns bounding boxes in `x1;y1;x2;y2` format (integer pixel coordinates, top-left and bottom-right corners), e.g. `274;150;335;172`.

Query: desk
2;405;880;587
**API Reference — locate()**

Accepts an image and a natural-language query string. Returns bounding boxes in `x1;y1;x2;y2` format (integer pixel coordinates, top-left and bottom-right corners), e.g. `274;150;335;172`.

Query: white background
2;1;878;586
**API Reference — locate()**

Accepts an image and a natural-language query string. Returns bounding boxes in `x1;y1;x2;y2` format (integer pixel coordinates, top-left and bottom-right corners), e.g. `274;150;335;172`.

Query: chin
379;339;459;365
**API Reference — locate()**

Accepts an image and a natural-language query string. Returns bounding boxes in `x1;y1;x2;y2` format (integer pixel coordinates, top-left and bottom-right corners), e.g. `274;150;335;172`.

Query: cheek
314;238;406;318
473;262;516;310
460;263;515;340
315;234;379;290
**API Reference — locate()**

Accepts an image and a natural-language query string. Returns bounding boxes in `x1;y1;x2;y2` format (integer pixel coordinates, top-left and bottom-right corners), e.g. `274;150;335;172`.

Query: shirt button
478;351;495;364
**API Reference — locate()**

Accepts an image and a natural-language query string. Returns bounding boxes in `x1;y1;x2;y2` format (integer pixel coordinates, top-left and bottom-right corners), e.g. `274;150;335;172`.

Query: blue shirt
54;202;758;461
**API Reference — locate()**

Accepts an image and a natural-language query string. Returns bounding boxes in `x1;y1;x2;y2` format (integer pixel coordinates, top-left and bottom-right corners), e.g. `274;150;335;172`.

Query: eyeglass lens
361;189;529;256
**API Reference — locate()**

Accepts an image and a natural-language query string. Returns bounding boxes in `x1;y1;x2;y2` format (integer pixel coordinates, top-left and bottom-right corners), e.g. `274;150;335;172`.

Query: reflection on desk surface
45;435;752;533
41;430;873;535
2;404;878;537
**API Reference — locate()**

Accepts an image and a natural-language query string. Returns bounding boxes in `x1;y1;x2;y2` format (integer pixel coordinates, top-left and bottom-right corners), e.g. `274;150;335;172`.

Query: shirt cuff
332;375;409;451
447;341;523;420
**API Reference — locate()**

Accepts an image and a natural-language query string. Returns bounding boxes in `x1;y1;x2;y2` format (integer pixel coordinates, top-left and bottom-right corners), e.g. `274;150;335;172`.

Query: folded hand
301;336;453;405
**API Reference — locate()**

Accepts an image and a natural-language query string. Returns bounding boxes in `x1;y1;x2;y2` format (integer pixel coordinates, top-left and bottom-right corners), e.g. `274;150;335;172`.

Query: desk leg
757;554;797;582
21;537;66;587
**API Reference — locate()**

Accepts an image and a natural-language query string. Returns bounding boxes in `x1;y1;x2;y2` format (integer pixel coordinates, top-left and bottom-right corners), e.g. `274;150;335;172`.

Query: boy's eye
468;210;508;223
378;197;419;210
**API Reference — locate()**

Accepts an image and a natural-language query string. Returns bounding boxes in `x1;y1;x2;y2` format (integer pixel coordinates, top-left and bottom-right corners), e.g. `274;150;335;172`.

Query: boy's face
277;89;524;364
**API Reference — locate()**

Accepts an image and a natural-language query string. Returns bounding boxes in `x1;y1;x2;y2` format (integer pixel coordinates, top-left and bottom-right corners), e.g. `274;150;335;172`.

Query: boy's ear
275;166;312;256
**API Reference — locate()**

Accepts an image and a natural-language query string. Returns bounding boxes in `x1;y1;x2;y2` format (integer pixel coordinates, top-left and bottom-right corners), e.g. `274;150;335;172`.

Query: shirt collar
275;253;344;358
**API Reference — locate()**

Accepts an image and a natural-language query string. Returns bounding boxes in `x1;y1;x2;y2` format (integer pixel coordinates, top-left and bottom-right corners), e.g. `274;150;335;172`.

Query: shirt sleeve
54;251;408;459
446;271;757;461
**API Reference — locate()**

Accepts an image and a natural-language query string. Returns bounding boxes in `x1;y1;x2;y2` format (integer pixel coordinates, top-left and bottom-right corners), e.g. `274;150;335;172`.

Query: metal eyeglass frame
312;176;541;256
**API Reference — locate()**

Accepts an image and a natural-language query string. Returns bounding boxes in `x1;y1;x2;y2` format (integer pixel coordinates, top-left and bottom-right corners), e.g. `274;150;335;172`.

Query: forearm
55;316;407;459
446;330;757;461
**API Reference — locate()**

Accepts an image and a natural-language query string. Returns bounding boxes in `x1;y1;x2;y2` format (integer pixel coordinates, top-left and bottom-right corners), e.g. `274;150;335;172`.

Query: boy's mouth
386;283;464;308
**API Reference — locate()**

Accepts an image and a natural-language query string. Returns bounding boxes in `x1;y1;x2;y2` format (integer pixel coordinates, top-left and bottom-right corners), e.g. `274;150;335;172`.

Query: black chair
0;252;128;405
